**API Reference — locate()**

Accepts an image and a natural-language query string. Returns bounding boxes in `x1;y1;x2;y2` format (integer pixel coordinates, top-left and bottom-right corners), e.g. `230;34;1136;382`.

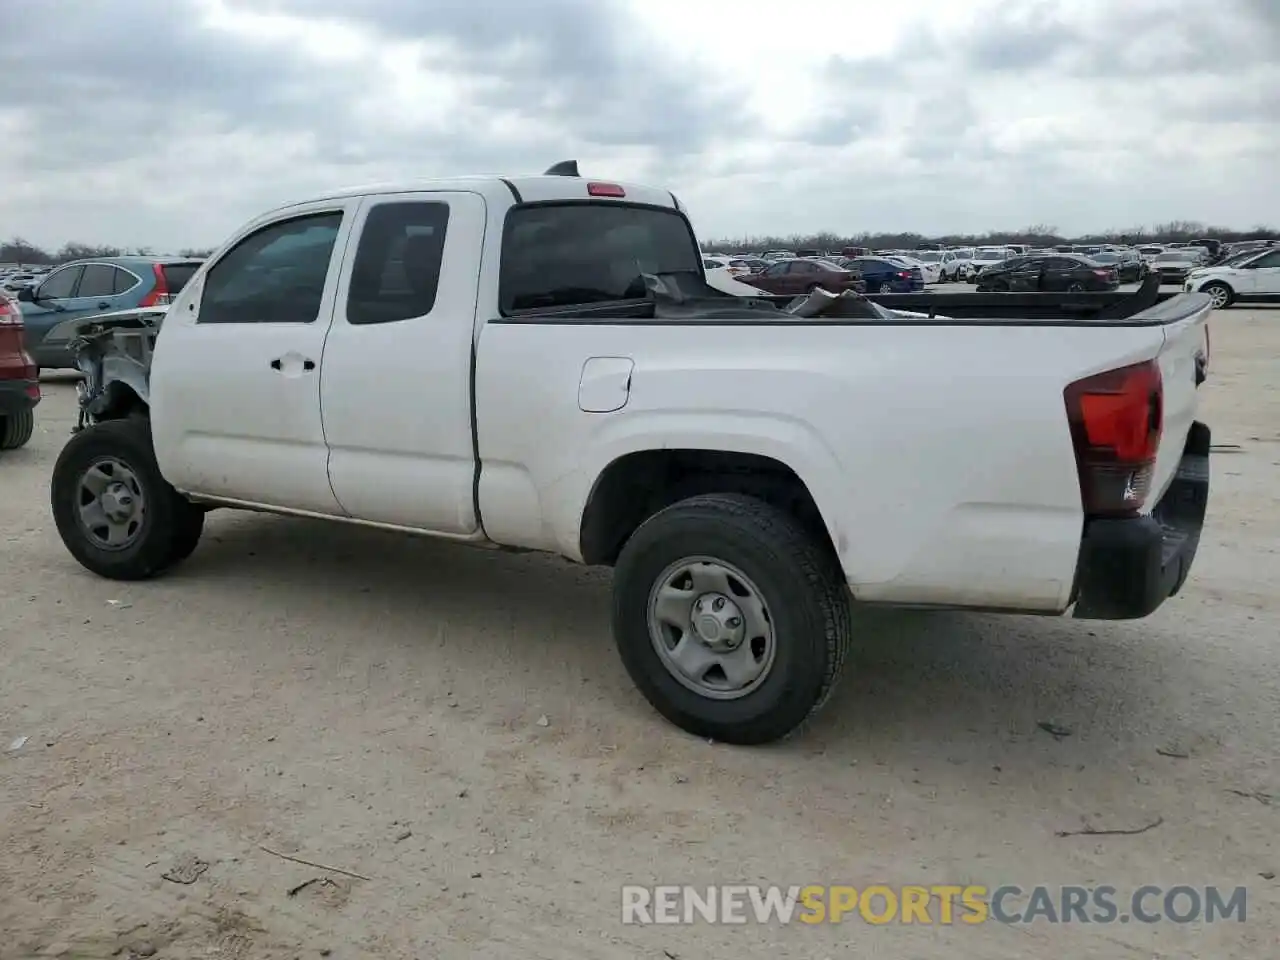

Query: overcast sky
2;0;1277;250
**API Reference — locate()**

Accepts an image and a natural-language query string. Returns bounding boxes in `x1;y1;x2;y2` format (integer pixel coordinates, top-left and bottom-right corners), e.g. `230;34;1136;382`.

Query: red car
0;292;39;452
738;258;866;296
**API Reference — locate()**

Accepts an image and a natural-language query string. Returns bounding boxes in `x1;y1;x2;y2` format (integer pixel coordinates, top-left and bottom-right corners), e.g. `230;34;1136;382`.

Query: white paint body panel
320;190;487;533
152;197;358;514
475;321;1177;611
145;170;1208;616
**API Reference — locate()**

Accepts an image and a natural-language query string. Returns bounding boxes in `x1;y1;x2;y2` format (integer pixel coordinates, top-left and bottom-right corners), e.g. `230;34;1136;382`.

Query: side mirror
16;285;35;302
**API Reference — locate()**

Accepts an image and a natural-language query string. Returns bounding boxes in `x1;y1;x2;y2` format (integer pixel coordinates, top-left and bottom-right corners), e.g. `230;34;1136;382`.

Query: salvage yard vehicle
1182;248;1280;309
49;162;1213;746
16;256;203;370
0;292;39;451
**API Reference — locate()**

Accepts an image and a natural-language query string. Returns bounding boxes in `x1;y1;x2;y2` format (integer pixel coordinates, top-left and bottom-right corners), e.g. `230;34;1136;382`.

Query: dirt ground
1;308;1277;960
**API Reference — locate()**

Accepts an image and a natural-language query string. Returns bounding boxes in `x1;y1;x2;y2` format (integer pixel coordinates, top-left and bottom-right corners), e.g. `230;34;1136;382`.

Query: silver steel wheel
647;556;776;700
77;457;146;550
1207;285;1230;309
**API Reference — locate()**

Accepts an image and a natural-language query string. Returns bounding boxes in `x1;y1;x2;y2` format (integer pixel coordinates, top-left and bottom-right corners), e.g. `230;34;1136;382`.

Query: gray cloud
0;0;1276;249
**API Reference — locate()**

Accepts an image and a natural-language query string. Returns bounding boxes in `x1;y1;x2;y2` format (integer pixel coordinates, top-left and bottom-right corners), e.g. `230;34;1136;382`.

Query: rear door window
76;264;118;299
499;203;700;313
112;267;140;295
346;201;450;325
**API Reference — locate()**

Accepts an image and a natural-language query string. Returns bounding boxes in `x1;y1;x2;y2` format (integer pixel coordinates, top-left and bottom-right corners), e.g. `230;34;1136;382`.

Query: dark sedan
1090;251;1145;282
842;257;925;293
738;258;865;296
974;254;1119;292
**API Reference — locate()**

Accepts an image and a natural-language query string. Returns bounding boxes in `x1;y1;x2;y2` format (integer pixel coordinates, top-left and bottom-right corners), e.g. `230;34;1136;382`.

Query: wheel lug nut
713;597;725;611
727;617;740;628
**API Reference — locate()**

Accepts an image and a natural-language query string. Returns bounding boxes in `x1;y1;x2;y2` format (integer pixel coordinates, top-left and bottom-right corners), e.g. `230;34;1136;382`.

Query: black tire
612;493;852;745
1201;281;1233;310
0;407;34;450
51;418;204;580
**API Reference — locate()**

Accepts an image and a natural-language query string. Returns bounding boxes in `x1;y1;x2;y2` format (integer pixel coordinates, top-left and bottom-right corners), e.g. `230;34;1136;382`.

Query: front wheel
1201;281;1233;310
0;408;35;450
51;418;205;580
612;493;852;745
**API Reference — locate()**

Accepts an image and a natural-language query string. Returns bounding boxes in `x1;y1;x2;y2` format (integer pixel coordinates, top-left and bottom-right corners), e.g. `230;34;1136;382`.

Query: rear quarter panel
475;318;1170;613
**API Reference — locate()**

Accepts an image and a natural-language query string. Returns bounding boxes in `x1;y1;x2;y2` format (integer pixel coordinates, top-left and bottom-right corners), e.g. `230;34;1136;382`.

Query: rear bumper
0;377;41;414
1072;421;1209;620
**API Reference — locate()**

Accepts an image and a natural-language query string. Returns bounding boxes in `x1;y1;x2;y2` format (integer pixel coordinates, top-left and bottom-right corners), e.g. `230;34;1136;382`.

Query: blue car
16;256;203;369
844;257;925;294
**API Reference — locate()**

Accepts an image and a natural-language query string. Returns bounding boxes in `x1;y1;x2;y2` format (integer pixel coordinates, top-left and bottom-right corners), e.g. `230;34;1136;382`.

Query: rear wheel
878;282;893;294
612;493;852;745
51;418;205;580
1201;281;1233;310
0;407;34;450
1067;281;1085;292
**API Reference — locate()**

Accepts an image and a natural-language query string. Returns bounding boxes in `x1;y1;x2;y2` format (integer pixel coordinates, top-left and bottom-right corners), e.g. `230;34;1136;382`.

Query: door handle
98;301;110;309
269;357;316;372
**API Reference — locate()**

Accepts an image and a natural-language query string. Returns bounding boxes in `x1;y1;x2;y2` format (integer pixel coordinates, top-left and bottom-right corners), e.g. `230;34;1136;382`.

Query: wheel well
578;449;835;566
90;381;149;421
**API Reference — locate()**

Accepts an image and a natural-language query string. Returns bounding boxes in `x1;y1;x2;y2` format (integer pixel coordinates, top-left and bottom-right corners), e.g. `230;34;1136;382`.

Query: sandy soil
1;308;1277;959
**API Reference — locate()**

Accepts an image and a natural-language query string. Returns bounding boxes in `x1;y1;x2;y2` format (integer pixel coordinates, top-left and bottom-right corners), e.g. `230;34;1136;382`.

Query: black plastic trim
499;178;523;203
1072;420;1210;620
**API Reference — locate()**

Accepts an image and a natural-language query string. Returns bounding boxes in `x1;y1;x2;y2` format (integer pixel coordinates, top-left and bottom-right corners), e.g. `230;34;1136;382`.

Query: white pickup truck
50;163;1212;745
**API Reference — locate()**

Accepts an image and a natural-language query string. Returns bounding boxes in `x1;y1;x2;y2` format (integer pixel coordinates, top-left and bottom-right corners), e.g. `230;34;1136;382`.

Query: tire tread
614;492;853;744
0;407;35;450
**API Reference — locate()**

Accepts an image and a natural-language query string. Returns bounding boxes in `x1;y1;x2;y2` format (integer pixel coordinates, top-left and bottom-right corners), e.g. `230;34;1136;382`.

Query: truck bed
495;273;1202;327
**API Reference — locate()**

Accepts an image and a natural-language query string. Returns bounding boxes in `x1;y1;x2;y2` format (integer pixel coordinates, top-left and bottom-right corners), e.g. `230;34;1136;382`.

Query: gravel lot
2;306;1277;960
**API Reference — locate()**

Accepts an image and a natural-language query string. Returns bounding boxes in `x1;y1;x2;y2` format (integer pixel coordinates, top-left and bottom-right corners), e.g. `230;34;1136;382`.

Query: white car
895;253;942;284
1183;247;1280;309
702;255;750;278
48;162;1213;746
939;248;975;281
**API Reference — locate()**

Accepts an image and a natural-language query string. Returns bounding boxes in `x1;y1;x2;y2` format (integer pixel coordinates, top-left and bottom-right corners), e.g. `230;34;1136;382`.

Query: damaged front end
49;307;167;432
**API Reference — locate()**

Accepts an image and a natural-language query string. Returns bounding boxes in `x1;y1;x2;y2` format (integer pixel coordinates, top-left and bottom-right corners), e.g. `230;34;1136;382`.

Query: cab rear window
499;203;700;314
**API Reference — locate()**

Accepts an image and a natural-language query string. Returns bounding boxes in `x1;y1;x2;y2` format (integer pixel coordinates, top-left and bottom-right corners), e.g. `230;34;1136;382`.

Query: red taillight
587;182;626;198
1093;269;1110;278
897;271;912;279
137;264;171;307
1064;360;1163;516
0;296;19;326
